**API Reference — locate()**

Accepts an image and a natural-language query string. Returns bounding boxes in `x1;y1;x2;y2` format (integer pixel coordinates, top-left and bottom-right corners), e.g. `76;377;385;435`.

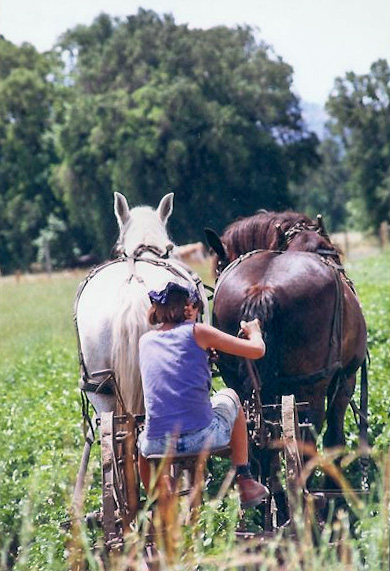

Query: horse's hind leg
323;374;356;488
294;380;328;455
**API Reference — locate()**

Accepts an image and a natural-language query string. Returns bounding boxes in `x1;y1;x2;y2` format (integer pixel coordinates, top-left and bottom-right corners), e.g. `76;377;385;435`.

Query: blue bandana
148;281;200;304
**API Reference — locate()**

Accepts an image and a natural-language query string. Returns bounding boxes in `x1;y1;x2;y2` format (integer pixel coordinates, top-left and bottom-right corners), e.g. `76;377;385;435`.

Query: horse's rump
213;251;343;401
76;256;209;414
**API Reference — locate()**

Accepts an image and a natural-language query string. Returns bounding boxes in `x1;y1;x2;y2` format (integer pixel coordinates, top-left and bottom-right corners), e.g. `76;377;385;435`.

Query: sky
1;0;389;106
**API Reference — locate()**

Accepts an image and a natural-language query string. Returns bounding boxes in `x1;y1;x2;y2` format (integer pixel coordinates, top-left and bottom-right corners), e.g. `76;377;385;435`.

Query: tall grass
65;447;389;571
0;252;389;570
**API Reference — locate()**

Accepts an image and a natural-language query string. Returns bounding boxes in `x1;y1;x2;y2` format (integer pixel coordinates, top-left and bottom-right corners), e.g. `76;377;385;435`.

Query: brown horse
206;212;367;487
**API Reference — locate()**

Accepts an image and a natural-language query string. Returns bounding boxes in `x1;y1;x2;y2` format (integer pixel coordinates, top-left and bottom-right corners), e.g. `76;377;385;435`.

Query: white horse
75;192;209;417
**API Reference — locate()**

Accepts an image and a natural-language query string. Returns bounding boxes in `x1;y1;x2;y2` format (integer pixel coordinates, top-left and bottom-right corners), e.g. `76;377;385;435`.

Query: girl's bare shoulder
193;323;216;348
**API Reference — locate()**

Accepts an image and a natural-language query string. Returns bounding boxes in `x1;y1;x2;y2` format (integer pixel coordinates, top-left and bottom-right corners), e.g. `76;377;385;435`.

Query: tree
0;38;62;272
53;10;318;250
290;137;350;231
326;59;390;231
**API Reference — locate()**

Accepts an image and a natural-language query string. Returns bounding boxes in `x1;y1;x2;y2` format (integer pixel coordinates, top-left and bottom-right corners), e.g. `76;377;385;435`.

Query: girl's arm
194;319;265;360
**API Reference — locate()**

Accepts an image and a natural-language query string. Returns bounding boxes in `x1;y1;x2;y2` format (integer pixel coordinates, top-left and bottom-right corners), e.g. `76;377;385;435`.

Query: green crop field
0;253;389;570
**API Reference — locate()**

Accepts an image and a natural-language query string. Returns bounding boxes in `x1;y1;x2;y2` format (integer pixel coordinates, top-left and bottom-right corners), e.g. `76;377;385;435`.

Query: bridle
115;241;173;260
281;220;342;259
124;243;174;260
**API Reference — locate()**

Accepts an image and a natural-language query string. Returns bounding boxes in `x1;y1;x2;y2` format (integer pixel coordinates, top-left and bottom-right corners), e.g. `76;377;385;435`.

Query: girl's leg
229;405;249;466
221;393;269;508
138;453;151;492
210;388;249;466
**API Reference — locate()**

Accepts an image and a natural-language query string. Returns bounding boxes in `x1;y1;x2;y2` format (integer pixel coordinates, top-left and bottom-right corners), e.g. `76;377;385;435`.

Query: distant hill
301;101;329;140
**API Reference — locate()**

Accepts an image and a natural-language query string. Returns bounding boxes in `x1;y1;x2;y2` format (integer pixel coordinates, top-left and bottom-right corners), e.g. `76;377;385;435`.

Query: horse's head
283;215;342;261
114;192;175;258
286;228;332;253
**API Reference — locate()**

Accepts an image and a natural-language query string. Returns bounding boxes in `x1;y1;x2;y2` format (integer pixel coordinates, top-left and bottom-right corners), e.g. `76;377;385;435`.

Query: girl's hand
207;347;219;364
194;321;266;360
239;318;262;339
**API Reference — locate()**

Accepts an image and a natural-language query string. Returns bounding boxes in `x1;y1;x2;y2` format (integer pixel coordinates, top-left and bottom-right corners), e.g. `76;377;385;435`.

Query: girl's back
139;322;212;438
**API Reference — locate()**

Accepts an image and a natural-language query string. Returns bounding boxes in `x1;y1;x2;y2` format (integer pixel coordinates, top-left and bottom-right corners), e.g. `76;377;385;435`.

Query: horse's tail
238;285;279;398
111;282;150;414
241;285;277;324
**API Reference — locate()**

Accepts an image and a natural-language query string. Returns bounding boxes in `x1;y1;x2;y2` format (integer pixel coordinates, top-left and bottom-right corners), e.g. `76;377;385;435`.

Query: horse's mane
221;211;334;258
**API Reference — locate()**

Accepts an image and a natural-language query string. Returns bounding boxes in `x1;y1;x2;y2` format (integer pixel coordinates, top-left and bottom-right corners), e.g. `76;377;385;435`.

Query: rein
214;248;284;296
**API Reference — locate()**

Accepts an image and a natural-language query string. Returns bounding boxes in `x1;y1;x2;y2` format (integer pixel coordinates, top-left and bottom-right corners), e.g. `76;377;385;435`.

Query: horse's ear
157;193;174;224
204;228;228;261
114;192;130;228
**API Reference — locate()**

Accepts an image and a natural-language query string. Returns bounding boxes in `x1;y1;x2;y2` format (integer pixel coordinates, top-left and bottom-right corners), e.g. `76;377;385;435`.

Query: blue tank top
139;322;213;439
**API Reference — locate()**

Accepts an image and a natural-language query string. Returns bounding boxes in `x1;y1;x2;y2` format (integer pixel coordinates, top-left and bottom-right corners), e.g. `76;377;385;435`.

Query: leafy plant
0;251;388;569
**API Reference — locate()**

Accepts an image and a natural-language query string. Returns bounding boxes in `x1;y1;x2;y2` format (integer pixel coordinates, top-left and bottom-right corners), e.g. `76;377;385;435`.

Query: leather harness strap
73;257;127;383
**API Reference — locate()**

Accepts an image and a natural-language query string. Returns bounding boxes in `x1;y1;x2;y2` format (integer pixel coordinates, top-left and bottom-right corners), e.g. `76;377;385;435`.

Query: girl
138;281;269;509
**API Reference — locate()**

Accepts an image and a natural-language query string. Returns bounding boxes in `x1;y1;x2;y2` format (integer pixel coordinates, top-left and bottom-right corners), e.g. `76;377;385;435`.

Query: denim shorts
138;388;240;457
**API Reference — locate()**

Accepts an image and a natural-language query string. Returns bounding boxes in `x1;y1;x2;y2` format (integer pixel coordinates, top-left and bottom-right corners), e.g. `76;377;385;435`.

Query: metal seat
146;446;231;502
146;445;231;462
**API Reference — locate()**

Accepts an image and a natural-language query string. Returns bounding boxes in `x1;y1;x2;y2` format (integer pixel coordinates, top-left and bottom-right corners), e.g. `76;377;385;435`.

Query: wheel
281;394;304;520
100;411;139;550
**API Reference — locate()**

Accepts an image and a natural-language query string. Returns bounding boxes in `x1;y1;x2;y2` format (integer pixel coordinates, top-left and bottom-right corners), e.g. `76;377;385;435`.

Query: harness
284;221;322;247
126;243;173;260
282;216;337;258
73;257;128;439
73;257;125;387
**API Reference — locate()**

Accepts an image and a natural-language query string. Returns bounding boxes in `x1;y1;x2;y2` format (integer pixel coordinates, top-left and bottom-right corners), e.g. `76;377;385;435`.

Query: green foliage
291;60;390;235
290;138;351;231
0;349;81;569
0;38;65;273
344;253;390;451
326;59;390;231
51;9;317;253
1;13;388;274
0;253;388;568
